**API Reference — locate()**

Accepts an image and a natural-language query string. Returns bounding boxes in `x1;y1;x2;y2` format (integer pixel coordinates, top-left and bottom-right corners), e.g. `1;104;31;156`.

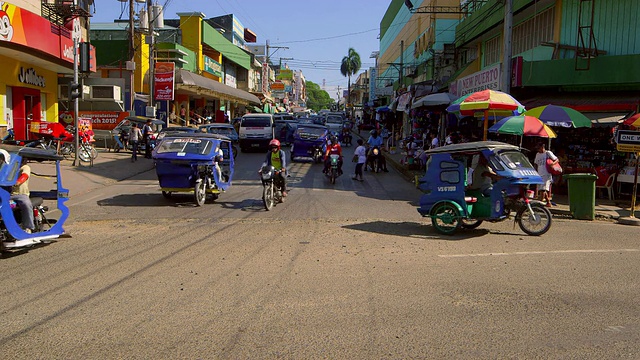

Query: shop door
12;87;42;141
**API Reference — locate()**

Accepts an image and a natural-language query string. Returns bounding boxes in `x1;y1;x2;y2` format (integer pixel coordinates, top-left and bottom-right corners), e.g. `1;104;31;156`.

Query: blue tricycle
290;124;329;163
0;146;70;251
417;141;552;236
152;133;234;206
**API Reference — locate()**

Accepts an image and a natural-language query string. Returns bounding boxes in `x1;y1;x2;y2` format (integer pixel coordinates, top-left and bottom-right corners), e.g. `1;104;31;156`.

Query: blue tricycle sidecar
290;124;329;163
417;141;551;236
152;133;234;206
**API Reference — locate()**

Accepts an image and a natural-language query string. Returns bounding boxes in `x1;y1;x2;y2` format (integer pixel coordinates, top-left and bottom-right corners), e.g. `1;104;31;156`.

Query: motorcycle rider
263;139;288;197
323;135;343;176
366;130;389;172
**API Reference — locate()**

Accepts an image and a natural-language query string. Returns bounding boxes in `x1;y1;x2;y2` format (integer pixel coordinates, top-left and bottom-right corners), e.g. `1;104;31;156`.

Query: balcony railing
41;0;93;26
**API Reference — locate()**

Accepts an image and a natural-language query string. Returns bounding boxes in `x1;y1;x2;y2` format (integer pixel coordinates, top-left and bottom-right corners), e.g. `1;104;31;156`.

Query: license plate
251;144;259;147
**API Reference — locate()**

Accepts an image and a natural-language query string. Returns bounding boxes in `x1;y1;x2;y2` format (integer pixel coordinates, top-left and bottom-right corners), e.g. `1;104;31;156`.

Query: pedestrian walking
142;119;153;159
129;123;142;162
352;139;366;181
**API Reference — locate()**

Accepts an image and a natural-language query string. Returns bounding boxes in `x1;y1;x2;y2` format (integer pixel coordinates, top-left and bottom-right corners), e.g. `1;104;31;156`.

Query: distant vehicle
157;126;201;141
324;112;345;134
238;113;274;151
273;113;295;121
199;123;239;143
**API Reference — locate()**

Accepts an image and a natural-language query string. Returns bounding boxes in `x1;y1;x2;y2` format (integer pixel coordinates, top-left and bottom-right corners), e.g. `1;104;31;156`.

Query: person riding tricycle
416;141;552;236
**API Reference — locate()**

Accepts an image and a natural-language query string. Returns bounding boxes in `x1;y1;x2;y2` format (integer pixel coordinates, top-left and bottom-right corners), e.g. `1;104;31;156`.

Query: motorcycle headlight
373;148;379;156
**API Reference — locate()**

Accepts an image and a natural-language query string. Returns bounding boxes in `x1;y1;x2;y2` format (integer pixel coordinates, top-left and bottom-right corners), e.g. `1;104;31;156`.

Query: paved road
2;148;639;359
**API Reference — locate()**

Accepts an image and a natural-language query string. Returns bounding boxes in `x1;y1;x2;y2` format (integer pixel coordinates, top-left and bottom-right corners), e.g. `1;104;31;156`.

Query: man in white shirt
533;142;558;207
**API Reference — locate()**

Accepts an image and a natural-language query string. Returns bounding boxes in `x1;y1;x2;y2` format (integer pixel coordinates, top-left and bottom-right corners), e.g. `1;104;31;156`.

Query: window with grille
512;7;555;55
484;36;501;66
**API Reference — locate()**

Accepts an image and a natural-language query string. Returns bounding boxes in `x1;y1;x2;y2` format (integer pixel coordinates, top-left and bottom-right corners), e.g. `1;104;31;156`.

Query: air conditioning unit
89;85;121;101
404;65;417;78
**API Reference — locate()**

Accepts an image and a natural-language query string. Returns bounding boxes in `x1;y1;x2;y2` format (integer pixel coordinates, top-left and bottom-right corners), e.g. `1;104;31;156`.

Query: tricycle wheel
194;181;206;206
517;203;552;236
263;184;274;211
461;218;483;229
209;193;219;202
232;146;238;159
162;191;172;199
430;203;461;235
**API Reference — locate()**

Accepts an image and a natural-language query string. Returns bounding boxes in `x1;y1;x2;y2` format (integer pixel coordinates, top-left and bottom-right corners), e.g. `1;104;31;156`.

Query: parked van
239;113;274;151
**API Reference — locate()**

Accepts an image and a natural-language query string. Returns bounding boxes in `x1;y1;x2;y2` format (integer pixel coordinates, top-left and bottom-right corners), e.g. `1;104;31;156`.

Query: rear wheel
194;181;206;206
430;202;461;235
231;146;238;159
262;183;274;211
517;203;552;236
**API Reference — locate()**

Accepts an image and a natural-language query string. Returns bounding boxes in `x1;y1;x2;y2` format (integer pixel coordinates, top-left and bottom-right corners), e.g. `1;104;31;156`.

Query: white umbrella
411;92;458;109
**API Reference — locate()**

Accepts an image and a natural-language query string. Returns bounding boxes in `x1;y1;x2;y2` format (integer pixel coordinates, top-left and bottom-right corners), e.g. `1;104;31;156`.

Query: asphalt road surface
1;148;639;359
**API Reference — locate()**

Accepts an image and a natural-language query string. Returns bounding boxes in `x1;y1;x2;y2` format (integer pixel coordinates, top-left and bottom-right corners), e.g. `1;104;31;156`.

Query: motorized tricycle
0;146;70;251
152;133;234;206
290;124;329;163
417;141;552;236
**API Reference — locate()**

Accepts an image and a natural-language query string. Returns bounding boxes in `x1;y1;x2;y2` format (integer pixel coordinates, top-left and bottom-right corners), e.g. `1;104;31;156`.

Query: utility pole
129;0;135;112
147;0;154;111
72;36;80;166
502;0;513;94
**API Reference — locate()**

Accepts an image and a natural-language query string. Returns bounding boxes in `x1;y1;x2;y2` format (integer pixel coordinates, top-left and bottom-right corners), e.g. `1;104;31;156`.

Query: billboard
154;62;175;101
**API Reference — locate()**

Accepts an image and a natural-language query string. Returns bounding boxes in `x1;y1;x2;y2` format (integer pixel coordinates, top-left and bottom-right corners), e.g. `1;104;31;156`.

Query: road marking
439;249;640;258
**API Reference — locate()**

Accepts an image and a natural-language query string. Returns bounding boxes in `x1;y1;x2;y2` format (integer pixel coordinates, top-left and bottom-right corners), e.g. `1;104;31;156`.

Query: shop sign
154;62;175;101
270;82;285;91
18;67;46;87
456;64;501;97
616;130;640;152
203;55;222;77
284;85;292;92
277;69;293;80
262;62;269;93
369;67;377;100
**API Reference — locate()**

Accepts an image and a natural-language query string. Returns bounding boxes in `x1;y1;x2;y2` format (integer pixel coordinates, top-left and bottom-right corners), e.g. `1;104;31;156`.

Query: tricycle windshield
295;126;326;139
156;137;213;155
498;151;535;170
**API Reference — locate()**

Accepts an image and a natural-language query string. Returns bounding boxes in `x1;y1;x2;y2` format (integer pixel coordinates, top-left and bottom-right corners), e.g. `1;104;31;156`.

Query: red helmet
269;139;281;149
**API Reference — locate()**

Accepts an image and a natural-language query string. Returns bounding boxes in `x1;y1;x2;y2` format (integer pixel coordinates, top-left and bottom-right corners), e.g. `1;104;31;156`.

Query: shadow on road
342;220;491;240
217;198;267;212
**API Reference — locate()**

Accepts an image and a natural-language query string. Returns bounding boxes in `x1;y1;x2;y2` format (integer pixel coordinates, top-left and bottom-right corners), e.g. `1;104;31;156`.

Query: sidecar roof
0;145;63;161
426;141;521;155
161;132;231;142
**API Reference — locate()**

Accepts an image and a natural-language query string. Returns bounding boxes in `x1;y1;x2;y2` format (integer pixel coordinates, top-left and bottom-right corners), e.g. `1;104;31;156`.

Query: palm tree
340;48;361;113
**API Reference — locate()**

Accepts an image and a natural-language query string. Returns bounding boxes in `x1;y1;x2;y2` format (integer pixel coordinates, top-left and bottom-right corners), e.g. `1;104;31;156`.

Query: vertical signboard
154;62;175;101
262;62;269;93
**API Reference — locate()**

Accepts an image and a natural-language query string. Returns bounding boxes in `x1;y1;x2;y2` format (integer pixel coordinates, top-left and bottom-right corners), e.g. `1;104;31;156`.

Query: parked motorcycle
260;165;285;211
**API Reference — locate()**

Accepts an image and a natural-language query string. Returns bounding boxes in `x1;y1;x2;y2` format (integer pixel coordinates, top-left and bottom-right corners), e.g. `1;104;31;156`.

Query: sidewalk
354;132;633;221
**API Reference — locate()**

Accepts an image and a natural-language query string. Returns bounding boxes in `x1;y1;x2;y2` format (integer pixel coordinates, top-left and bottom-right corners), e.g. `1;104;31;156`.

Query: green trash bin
564;173;597;220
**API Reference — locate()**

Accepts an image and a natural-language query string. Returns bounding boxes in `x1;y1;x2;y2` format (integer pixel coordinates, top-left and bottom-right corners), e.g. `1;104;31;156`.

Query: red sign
154;62;175;100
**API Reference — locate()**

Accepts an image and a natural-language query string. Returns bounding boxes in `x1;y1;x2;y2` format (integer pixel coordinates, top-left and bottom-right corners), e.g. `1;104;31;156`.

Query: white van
239;113;274;151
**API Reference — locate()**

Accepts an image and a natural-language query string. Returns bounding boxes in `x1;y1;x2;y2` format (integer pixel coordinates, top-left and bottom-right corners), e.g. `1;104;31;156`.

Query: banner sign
270;82;285;91
58;111;130;130
154;62;175;101
455;64;501;97
262;62;269;93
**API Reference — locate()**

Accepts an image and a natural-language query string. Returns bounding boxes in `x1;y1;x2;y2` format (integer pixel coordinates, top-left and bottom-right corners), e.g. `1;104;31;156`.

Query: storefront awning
585;112;628;127
519;92;640;113
176;69;260;105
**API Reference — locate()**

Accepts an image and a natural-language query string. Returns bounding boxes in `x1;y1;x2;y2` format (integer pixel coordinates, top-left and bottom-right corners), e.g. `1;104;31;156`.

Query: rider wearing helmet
366;129;389;172
323;135;343;175
263;139;288;196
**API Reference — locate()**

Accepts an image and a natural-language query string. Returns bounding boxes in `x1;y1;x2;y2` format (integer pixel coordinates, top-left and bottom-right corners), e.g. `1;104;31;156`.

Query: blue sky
92;0;392;99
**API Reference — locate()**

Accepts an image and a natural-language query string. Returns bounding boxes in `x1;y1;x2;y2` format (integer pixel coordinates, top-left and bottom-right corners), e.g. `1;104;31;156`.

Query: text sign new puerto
616;130;640;152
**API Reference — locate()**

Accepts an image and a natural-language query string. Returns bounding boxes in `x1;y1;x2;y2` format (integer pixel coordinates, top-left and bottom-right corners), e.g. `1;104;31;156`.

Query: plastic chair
596;173;616;200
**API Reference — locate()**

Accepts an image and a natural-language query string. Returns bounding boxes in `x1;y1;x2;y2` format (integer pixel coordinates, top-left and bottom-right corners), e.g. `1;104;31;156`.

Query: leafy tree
305;81;334;111
340;48;361;111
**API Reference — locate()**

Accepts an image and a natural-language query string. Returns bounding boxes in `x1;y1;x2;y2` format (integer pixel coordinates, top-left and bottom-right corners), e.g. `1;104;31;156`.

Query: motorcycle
260;165;285;211
326;154;341;184
339;131;352;147
366;146;383;173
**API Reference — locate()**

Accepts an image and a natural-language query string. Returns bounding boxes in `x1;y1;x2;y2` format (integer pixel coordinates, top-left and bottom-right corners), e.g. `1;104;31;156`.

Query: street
1;149;639;359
